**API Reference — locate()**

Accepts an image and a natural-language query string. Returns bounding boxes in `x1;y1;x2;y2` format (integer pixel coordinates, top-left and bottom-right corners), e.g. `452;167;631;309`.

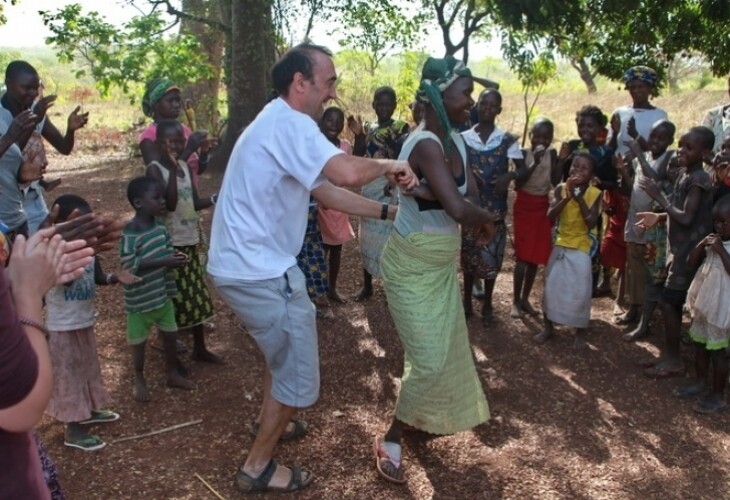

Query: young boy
120;176;194;402
347;86;409;301
636;126;715;378
620;120;675;341
536;153;602;348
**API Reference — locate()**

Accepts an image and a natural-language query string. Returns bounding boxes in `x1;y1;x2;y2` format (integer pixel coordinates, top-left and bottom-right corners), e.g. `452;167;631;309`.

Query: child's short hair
576;105;607;127
321;106;344;122
572;152;597;171
155;119;184;142
52;194;91;222
127;176;162;206
373;86;396;101
531;118;554;135
653;119;676;137
688;126;716;151
478;88;502;104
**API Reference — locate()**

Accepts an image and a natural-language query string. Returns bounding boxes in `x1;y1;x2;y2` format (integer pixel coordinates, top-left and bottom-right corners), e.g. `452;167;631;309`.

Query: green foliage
394;51;428;117
41;3;212;99
0;0;18;26
489;0;730;94
337;0;425;74
333;49;425;122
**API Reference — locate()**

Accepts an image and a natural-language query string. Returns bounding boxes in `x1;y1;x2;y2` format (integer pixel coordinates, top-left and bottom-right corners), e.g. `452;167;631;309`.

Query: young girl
536;153;602;347
146;120;222;364
512;118;560;318
601;179;630;315
317;106;355;303
139;77;214;187
44;194;136;451
621;121;676;342
675;195;730;413
297;197;332;318
460;89;526;324
558;105;616;296
348;86;410;301
637;126;715;378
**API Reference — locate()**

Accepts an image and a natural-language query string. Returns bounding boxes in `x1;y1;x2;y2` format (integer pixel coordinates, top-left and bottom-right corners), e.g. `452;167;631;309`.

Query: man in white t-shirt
207;43;416;494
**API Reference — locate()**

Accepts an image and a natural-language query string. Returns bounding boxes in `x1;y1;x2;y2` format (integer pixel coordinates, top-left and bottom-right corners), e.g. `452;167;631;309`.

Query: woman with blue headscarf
374;56;496;484
608;65;668;155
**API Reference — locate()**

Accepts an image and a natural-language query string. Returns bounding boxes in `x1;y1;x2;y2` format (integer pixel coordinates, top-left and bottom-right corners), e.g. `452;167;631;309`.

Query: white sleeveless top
394;129;467;236
151;160;199;246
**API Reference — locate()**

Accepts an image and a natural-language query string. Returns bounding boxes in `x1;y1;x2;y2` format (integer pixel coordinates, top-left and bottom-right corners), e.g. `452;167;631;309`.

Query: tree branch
148;0;230;33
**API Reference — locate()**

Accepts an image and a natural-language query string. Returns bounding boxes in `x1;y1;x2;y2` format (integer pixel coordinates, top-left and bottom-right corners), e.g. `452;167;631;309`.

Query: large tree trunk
180;0;225;132
572;56;598;94
210;0;274;171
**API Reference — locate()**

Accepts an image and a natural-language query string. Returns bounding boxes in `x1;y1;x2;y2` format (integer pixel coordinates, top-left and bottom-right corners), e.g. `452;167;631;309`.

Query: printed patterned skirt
460;221;507;280
297;204;329;300
173;245;215;329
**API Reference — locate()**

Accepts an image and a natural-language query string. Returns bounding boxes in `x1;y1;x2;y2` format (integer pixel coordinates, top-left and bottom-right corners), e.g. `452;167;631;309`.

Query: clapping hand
475;221;496;246
638;176;661;200
347;115;363;136
635;211;660;230
32;95;56;123
67;105;89;131
6;109;37;141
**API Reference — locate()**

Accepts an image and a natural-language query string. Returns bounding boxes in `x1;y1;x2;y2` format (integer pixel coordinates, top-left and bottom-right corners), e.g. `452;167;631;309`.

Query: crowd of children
1;56;729;497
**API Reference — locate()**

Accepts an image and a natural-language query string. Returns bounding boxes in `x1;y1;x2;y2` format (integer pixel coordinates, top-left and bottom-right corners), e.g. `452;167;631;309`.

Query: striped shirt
120;222;178;313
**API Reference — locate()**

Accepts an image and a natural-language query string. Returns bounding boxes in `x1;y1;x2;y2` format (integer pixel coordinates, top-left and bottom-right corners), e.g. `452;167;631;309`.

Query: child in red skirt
512;119;561;318
601;186;630;315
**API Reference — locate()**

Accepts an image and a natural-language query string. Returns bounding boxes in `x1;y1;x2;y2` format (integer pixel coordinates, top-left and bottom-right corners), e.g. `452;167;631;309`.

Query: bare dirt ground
37;153;730;500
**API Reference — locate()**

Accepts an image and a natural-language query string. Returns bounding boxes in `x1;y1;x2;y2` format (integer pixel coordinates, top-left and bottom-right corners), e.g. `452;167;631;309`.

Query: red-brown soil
37;153;730;499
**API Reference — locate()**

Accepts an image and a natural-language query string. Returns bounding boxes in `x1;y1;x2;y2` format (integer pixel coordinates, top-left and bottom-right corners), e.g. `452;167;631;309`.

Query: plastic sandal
373;436;406;484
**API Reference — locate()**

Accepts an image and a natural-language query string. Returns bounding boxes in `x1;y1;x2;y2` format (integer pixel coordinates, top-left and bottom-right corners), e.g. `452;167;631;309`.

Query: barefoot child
120;176;194;401
348;86;409;301
637;126;714;378
140;78;214;186
146;120;222;363
317;107;355;303
44;195;135;451
674;195;730;413
536;153;602;347
460;89;527;324
512;118;560;318
620;121;676;341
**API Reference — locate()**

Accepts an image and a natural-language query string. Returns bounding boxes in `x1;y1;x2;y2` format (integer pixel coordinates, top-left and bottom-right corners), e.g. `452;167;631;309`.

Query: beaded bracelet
19;317;49;340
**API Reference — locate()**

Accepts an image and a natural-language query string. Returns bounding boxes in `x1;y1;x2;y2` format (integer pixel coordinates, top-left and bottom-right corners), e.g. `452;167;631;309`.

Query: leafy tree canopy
41;3;211;98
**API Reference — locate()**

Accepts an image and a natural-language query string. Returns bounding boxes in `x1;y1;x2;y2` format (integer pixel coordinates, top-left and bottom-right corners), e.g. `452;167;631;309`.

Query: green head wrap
415;56;472;144
142;77;180;118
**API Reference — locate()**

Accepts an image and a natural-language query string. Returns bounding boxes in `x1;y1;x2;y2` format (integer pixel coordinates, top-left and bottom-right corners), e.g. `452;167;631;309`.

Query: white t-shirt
45;259;96;331
207;98;343;280
610;106;668;155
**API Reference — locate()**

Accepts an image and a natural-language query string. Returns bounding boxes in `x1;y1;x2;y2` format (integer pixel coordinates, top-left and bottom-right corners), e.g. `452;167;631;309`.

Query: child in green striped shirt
120;176;194;402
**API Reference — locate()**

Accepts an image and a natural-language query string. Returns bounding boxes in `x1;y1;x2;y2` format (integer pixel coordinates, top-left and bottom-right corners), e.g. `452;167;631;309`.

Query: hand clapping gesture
67;105;90;132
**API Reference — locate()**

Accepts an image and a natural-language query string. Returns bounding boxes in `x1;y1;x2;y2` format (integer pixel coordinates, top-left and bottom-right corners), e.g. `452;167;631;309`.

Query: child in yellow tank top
536;153;602;347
